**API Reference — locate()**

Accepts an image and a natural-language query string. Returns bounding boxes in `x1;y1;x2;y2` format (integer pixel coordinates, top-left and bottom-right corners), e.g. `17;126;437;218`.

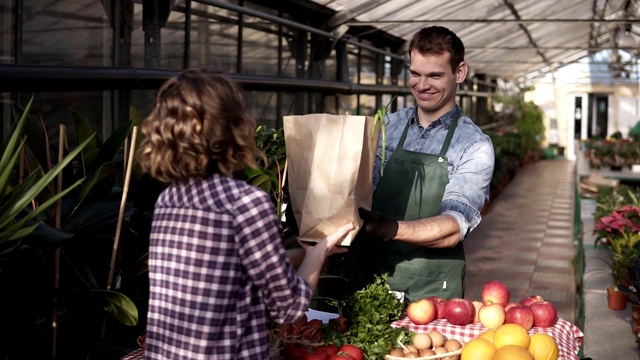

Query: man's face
408;50;467;124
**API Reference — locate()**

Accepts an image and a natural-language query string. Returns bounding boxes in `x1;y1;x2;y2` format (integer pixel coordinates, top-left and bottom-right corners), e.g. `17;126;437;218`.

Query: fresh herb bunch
331;274;411;360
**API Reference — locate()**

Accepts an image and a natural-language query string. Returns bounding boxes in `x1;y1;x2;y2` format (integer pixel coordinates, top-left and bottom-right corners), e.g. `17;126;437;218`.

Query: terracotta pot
608;286;628;310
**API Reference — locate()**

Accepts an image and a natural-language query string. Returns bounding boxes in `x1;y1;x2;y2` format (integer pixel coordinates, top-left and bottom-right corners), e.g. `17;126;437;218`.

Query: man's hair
408;26;465;73
138;68;259;183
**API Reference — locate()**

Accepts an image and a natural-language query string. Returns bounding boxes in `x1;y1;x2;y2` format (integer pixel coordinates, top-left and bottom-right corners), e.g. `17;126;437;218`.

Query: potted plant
591;139;616;169
594;205;640;310
619;256;640;334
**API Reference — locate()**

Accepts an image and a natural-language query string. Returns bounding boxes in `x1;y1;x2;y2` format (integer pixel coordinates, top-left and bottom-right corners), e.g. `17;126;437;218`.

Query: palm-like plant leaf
0;171;40;227
63;201;132;233
0;96;33;195
244;167;278;194
91;289;139;326
0;139;26;198
23;113;50;171
0;177;85;247
92;120;132;174
0;95;95;249
67;162;118;218
72;109;99;175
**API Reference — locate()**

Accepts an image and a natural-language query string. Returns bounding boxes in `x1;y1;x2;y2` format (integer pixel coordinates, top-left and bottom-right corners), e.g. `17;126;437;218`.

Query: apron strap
396;107;462;157
396;116;412;149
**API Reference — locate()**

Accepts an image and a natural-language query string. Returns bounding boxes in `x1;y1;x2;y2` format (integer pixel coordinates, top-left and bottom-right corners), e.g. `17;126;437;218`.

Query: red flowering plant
594;205;640;286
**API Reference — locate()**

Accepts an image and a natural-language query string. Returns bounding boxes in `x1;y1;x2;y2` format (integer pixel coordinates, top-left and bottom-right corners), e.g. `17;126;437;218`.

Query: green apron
350;109;465;302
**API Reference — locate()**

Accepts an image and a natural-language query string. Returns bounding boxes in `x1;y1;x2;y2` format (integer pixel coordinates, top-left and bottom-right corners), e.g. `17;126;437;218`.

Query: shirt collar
409;105;460;129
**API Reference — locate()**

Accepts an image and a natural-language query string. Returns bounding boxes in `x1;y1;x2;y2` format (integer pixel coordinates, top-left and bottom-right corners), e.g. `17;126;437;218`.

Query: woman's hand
297;223;353;257
296;223;354;293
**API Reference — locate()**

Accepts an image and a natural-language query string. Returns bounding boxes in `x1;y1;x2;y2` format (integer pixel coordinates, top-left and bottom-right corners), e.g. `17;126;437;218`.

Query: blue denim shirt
374;105;495;239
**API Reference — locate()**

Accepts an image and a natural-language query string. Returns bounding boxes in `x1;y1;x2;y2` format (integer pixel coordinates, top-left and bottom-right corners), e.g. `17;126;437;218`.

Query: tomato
303;353;328;360
283;344;310;360
338;345;363;360
307;319;324;328
316;343;339;357
329;354;354;360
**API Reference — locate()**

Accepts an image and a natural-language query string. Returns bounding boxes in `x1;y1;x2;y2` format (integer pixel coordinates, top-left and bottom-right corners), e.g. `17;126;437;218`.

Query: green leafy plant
0;102;150;359
333;274;411;360
0;96;93;250
594;205;640;286
618;256;640;305
242;126;287;217
594;187;640;222
515;101;545;160
630;121;640;142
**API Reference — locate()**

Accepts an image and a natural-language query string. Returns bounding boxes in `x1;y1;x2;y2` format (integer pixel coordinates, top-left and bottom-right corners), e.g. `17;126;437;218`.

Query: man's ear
456;62;468;84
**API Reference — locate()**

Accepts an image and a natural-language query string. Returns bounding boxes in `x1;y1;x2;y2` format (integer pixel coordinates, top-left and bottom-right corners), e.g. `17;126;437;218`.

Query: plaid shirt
144;174;311;359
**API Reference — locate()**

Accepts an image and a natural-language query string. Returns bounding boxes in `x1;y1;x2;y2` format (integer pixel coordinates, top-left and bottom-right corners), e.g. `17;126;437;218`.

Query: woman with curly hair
138;68;352;359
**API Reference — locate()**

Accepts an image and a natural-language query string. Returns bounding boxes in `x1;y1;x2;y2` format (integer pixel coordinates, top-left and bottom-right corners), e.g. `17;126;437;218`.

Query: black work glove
358;207;398;242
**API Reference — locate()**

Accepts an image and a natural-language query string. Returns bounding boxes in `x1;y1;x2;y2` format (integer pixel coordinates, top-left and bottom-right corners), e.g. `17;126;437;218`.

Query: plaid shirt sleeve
234;187;312;324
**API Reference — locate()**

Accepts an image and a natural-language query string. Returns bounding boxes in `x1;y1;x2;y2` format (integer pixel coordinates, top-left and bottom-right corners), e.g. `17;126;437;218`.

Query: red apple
529;301;558;328
505;304;535;330
472;300;484;323
428;296;448;319
478;302;506;329
504;302;519;312
481;280;511;307
520;295;545;307
444;298;476;326
406;298;437;325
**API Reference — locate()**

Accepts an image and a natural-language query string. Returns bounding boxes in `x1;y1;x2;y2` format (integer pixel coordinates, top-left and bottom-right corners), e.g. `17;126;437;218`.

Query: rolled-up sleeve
442;137;495;239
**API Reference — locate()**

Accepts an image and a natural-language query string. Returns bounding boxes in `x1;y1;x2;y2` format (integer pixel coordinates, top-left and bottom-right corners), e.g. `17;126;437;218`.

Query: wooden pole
123;137;129;176
107;126;138;290
52;124;66;359
101;126;138;339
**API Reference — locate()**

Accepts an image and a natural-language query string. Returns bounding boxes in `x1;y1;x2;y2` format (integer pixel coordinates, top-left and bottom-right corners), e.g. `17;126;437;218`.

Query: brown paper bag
283;114;380;245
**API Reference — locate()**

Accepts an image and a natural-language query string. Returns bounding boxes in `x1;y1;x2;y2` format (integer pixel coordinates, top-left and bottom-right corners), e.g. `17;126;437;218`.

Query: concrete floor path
464;158;640;359
464;160;578;324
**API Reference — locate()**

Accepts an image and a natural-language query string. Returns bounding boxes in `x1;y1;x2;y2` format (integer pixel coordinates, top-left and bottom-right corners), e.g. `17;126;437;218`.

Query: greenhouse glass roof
308;0;640;85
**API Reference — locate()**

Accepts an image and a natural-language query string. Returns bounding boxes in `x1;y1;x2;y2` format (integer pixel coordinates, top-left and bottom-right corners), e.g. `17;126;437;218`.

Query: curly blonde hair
138;69;258;183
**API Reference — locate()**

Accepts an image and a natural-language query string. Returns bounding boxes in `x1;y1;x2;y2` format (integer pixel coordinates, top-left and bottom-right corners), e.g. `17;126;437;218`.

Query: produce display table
120;317;584;360
391;317;583;360
120;348;143;360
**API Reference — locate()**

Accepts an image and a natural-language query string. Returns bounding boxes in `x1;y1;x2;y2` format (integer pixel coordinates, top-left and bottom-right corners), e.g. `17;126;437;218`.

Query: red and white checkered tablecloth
120;318;584;360
120;348;143;360
391;317;584;360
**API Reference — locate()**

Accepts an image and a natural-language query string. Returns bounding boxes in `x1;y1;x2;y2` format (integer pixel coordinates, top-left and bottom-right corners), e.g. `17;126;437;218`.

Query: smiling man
348;26;495;302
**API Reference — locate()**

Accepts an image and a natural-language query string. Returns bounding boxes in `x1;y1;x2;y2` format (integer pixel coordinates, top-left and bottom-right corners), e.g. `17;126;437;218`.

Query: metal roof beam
514;51;595;82
467;46;635;51
325;0;388;30
346;18;640;25
502;0;551;69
